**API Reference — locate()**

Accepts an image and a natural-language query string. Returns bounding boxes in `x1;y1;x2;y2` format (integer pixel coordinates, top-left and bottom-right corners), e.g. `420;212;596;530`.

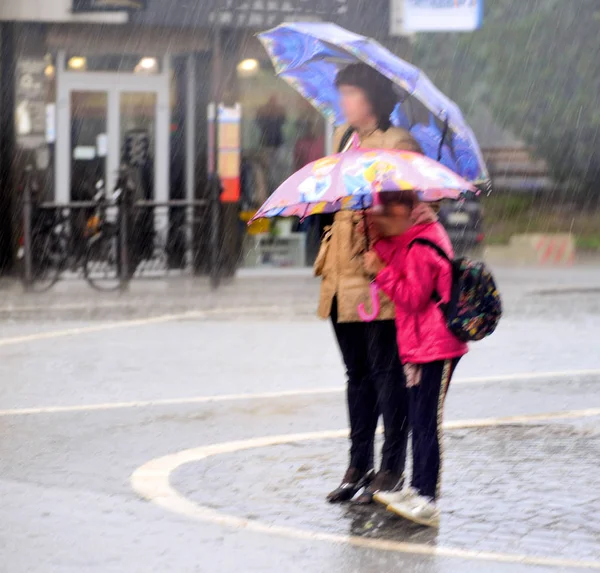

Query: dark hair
377;190;417;210
335;63;398;132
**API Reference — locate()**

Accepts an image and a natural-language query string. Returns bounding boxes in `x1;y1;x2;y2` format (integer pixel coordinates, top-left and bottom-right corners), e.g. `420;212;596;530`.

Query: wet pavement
173;425;600;564
1;264;600;320
1;266;600;572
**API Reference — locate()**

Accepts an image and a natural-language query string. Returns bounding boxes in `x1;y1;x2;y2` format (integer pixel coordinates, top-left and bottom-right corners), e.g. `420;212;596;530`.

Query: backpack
409;238;502;342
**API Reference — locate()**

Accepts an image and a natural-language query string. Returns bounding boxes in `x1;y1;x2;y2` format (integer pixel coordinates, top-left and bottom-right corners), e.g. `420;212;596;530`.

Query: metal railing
21;170;220;292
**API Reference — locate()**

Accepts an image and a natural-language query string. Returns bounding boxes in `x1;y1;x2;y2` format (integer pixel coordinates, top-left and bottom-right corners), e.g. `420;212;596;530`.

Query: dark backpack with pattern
409;238;502;342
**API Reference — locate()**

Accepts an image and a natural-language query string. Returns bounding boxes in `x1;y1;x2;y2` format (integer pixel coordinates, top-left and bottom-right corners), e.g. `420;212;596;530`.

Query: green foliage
482;193;600;248
413;0;600;191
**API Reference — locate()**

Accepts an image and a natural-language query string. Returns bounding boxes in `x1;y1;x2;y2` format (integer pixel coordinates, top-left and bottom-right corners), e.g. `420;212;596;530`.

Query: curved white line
131;410;600;570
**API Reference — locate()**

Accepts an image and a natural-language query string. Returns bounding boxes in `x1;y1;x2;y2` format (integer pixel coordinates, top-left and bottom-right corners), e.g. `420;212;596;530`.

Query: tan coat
315;124;421;323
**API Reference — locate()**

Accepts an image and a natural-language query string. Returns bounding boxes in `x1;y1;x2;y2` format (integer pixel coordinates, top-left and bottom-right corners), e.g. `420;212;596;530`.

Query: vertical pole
0;23;16;271
155;54;171;233
209;19;222;290
55;50;71;204
23;167;33;290
107;87;120;203
185;53;196;262
119;189;130;291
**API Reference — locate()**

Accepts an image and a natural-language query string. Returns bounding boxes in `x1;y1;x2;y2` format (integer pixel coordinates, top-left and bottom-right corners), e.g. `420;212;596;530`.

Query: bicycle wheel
29;231;65;292
83;228;121;291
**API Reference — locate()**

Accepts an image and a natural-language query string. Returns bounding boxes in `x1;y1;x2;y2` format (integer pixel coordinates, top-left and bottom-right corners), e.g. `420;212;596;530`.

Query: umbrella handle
357;281;381;322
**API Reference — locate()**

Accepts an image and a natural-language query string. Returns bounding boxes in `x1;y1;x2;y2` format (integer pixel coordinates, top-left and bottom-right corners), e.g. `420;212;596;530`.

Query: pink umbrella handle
357;282;381;322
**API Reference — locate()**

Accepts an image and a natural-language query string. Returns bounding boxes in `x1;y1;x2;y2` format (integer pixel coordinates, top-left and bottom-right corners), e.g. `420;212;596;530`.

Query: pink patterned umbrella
250;149;477;222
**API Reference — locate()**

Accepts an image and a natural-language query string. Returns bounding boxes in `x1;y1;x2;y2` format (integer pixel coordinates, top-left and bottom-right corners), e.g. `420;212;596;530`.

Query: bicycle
19;175;124;293
84;166;190;286
23;207;69;292
133;205;191;278
19;169;71;292
82;185;124;292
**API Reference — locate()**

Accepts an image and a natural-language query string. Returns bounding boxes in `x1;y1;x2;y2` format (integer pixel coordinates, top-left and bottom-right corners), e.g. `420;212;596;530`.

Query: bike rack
21;178;217;292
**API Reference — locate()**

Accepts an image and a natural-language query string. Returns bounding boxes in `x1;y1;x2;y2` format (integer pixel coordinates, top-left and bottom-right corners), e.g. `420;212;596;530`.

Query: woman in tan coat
316;64;421;504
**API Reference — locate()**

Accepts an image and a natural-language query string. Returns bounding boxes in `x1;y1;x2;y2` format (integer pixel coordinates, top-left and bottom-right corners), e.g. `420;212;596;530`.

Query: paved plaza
1;266;600;572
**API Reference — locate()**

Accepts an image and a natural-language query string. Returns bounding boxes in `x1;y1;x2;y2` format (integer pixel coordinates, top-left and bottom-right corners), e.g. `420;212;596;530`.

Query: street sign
72;0;146;12
400;0;483;33
207;103;242;203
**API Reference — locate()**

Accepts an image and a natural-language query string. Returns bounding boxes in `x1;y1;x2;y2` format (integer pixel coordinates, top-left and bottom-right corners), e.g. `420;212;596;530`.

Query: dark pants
331;300;409;475
409;359;460;500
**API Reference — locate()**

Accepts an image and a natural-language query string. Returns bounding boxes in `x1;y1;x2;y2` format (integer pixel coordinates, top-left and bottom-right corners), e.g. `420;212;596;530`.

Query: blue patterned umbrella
258;22;489;185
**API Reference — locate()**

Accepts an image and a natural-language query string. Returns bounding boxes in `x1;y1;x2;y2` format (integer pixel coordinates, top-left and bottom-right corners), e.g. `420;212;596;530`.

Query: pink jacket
374;222;469;365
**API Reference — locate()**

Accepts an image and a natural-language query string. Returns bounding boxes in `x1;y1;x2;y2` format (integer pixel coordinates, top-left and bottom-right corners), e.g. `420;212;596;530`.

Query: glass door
119;91;159;263
56;58;170;206
119;91;157;200
70;91;108;201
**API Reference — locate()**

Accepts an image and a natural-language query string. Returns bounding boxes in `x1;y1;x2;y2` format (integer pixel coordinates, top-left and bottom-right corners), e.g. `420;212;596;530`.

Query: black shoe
354;469;404;505
327;467;375;503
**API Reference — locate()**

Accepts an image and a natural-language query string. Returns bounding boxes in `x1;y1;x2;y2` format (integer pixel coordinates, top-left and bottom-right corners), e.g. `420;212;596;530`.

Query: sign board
72;0;145;12
207;103;242;203
130;0;390;38
208;0;349;28
401;0;483;33
15;59;47;149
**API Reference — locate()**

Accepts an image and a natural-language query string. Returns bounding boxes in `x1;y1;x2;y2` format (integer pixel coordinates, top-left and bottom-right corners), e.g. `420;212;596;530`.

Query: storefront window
237;60;325;212
238;59;326;267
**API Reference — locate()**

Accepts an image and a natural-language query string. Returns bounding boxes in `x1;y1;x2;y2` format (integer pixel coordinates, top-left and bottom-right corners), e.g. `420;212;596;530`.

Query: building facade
0;0;406;273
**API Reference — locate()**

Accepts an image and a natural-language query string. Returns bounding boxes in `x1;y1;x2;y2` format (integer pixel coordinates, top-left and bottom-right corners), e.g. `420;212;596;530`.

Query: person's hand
355;216;367;236
363;250;386;276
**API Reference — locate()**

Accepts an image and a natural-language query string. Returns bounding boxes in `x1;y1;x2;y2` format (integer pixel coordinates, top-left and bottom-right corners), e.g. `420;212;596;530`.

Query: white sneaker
373;487;419;508
387;494;440;527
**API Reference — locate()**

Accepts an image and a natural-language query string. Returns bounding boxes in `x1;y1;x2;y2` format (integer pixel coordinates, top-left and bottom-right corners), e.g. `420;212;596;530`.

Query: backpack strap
338;127;355;153
408;238;451;307
409;238;451;262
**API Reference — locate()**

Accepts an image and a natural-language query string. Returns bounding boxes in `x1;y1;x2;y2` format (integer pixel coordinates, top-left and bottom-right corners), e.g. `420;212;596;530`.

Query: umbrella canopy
251;149;477;221
258;22;489;185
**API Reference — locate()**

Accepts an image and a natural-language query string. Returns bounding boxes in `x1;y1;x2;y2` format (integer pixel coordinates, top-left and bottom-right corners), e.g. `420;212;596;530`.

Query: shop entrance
55;53;170;204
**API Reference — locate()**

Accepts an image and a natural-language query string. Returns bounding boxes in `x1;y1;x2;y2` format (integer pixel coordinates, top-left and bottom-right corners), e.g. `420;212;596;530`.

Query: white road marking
0;303;317;347
455;369;600;384
0;303;318;350
0;388;340;417
1;369;599;417
444;407;600;428
0;312;598;417
0;301;315;316
131;411;600;570
0;311;207;347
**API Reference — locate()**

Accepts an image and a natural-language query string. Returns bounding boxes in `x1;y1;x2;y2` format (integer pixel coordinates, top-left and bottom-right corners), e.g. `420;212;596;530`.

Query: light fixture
135;57;158;74
139;57;157;70
68;56;87;70
237;58;259;76
44;64;55;79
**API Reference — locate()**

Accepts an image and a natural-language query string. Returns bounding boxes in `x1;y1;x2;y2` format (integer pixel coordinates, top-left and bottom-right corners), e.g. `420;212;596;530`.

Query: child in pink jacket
362;191;468;527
